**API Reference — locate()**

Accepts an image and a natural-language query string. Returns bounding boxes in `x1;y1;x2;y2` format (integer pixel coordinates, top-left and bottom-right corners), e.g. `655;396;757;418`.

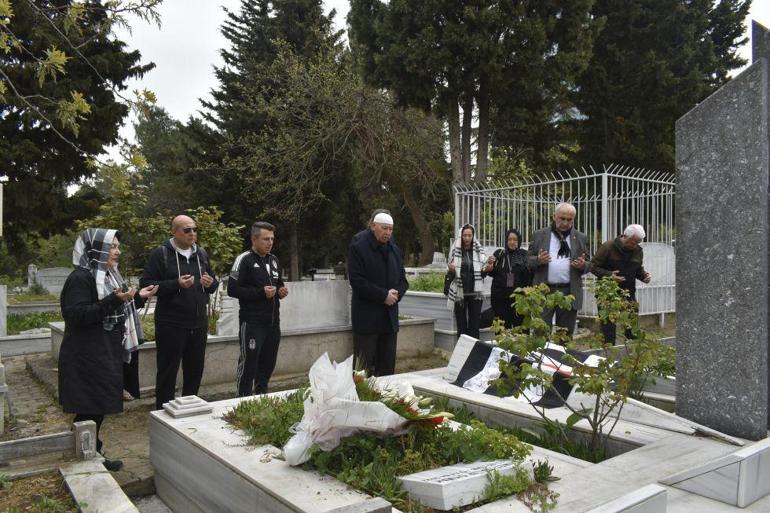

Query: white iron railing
454;164;676;316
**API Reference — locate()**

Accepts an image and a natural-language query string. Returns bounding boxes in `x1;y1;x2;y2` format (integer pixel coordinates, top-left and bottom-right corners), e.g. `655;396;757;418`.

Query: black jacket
59;267;144;414
227;249;285;325
486;248;532;298
591;237;647;300
140;240;218;328
348;230;409;334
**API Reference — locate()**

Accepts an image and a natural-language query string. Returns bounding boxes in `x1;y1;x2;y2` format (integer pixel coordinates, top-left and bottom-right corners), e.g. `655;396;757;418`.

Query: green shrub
407;273;445;293
7;312;63;335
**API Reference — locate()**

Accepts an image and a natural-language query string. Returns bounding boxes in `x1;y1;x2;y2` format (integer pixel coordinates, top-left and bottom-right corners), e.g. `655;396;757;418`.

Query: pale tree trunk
461;88;474;184
400;182;435;266
476;75;490;183
288;222;300;281
447;92;463;184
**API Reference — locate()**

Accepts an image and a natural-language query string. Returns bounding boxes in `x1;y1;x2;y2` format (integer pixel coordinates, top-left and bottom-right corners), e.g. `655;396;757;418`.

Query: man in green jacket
591;224;651;345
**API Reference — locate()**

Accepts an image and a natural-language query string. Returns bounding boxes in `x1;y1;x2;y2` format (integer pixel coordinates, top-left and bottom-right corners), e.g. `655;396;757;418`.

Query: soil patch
0;471;77;512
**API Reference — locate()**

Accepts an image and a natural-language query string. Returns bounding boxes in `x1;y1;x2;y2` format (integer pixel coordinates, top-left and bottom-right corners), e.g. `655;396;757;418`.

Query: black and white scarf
550;223;572;258
446;227;486;309
72;228;143;363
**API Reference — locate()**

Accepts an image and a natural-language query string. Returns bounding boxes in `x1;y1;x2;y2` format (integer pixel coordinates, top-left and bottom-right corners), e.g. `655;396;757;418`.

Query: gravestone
398;459;519;510
218;281;351;337
216;296;239;336
675;21;770;439
27;265;70;294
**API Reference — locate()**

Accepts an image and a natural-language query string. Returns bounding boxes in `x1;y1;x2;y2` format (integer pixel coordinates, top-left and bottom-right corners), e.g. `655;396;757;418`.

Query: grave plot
149;360;770;513
150;354;583;513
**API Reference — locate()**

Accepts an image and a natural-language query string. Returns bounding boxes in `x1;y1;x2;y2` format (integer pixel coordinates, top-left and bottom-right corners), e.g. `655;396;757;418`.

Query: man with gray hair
591;224;652;345
227;221;288;396
527;202;591;336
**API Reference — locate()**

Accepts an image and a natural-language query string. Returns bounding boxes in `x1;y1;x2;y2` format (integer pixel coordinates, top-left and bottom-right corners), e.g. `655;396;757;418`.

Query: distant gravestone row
27;264;70;295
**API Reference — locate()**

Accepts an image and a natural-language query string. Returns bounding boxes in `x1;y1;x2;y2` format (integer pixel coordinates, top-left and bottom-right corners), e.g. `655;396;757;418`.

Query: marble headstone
675;22;770;439
398;459;520;510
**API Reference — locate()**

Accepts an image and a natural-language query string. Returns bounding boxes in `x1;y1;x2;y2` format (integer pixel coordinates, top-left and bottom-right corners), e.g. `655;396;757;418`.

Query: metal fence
454;164;676;317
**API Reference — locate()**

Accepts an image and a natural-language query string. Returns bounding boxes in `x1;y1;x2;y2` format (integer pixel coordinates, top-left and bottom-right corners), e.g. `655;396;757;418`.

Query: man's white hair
623;224;646;240
554;202;576;216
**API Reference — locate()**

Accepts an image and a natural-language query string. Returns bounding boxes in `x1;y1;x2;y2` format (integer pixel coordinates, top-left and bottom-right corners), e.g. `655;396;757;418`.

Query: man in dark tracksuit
591;224;652;345
347;212;409;376
227;221;288;396
140;215;218;410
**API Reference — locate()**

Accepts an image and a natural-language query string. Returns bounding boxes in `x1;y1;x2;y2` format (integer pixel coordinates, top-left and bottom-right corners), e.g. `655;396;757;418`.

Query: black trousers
155;324;208;410
600;297;638;345
123;351;140;399
353;332;397;377
454;296;483;338
490;292;523;329
73;413;105;453
541;285;578;336
236;321;281;396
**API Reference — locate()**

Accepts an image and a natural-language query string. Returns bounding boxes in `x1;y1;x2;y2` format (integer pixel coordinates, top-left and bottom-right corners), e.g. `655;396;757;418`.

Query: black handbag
443;271;453;296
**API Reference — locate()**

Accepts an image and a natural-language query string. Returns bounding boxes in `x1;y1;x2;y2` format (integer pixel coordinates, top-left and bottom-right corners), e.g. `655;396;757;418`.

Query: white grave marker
398;459;522;510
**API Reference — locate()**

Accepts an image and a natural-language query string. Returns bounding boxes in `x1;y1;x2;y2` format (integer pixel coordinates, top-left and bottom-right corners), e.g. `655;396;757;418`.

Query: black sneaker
102;458;123;472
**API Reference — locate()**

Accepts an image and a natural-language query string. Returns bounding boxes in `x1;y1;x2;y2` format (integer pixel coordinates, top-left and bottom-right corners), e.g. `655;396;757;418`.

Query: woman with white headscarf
446;224;493;338
58;228;158;471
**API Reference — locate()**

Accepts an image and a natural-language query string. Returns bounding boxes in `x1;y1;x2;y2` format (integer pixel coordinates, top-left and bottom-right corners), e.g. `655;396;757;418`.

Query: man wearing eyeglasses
141;215;219;410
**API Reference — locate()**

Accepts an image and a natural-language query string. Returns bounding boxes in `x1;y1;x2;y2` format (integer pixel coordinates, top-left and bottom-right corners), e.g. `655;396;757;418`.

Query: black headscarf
502;228;527;268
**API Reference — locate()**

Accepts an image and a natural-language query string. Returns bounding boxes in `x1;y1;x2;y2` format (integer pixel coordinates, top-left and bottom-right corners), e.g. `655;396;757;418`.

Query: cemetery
2;3;770;513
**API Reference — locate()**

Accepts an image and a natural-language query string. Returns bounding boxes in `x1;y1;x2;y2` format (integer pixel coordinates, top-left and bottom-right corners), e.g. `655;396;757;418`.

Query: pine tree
348;0;600;184
0;0;155;248
573;0;751;171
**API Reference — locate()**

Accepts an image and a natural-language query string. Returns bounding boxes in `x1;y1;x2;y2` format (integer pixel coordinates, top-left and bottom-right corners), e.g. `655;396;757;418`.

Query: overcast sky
109;0;770;156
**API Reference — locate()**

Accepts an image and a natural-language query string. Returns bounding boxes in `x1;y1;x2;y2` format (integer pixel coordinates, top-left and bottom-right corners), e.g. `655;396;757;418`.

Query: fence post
601;167;609;244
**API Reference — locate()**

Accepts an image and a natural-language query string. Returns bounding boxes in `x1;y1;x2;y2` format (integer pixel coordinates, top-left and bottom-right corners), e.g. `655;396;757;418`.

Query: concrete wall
0;332;50;356
8;302;59;315
51;317;434;390
218;280;351;336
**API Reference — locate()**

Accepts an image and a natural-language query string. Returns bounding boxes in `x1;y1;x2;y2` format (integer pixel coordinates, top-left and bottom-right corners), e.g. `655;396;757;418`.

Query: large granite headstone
675;21;770;440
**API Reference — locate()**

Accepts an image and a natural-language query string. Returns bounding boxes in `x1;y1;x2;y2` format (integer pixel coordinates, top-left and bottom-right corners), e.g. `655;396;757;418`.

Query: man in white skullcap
347;211;409;376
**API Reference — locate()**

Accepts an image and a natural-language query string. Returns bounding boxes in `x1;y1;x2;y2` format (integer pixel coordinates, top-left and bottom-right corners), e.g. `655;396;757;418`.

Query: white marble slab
162;395;213;418
150;395;395;513
399;460;521;510
660;437;770;507
444;335;480;382
464;434;740;513
586;485;667;513
60;458;139;513
584;484;667;513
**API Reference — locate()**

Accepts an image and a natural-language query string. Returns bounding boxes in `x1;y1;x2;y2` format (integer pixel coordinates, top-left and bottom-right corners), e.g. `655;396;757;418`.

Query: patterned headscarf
71;228;144;363
72;228;118;299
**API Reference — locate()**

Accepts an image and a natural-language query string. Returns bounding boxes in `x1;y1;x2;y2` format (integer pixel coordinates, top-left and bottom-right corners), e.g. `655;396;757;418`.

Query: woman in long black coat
486;228;532;328
59;228;157;471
